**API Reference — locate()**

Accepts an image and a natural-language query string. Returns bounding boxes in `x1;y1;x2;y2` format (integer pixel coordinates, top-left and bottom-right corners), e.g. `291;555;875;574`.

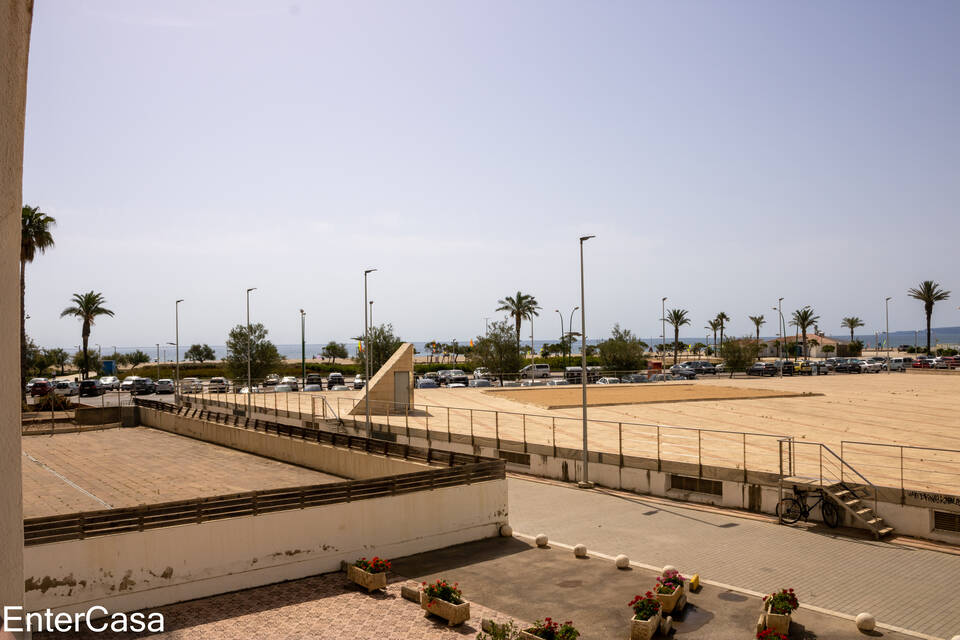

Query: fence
180;390;791;476
22;389;136;435
840;441;960;496
779;439;880;513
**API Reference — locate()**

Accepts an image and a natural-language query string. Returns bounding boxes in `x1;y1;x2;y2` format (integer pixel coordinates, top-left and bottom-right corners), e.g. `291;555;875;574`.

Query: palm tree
496;291;541;355
748;315;766;358
840;316;865;342
715;312;730;355
705;319;720;354
789;306;821;358
60;291;115;379
46;347;69;376
666;309;691;365
908;280;951;353
21;205;56;380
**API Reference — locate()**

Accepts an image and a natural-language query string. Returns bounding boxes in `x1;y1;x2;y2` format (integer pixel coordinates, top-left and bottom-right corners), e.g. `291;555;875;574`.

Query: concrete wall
139;407;433;479
1;0;33;617
24;479;508;615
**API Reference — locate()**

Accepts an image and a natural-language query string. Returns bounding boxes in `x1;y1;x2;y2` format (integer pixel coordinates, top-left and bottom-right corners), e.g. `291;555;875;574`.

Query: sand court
485;383;814;409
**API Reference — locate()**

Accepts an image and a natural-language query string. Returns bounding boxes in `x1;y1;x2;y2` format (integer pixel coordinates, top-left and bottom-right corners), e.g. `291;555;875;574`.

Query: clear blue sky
22;1;960;348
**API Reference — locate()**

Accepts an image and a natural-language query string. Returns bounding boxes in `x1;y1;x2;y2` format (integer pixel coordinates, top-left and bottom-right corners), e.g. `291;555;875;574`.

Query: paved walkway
508;476;960;640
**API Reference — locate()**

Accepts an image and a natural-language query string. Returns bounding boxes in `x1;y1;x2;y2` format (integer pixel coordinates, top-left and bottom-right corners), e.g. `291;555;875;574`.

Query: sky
21;1;960;349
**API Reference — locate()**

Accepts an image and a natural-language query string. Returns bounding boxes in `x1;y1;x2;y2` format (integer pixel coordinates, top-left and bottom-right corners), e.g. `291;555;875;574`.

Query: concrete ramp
350;343;414;415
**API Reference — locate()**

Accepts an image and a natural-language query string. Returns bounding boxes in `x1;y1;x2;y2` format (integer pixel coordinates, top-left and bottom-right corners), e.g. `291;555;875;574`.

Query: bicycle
777;485;841;528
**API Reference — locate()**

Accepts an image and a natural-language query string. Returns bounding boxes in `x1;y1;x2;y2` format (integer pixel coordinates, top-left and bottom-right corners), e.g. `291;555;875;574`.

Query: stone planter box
519;630;542;640
656;583;684;614
421;592;470;626
630;612;662;640
762;610;791;635
346;564;387;592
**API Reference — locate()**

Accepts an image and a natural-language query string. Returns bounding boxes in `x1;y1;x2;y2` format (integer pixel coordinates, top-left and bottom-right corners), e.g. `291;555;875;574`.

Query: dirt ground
486;384;812;409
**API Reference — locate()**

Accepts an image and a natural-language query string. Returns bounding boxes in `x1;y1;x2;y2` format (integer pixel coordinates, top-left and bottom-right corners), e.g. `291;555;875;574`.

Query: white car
99;376;120;390
519;363;551;379
597;377;621;384
858;360;882;373
274;384;293;392
280;376;299;391
353;375;365;390
156;379;175;394
181;377;202;393
468;379;493;388
887;358;907;372
120;376;140;392
207;377;229;392
53;380;78;396
546;379;570;386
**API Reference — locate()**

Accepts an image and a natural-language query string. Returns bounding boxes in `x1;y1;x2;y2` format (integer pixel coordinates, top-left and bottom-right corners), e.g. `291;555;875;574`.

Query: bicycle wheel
821;499;841;528
778;498;804;524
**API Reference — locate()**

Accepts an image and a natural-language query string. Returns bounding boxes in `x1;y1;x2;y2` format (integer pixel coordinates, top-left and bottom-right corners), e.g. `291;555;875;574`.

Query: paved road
508;477;959;640
24;391;176;408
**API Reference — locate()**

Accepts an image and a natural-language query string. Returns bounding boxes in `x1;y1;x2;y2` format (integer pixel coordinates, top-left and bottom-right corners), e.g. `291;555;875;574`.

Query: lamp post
568;306;579;364
300;309;306;387
175;299;183;397
661;297;667;378
774;299;785;378
484;317;490;334
246;287;256;413
156;343;160;380
364;269;377;436
555;310;565;367
578;235;595;489
369;300;375;371
885;297;892;372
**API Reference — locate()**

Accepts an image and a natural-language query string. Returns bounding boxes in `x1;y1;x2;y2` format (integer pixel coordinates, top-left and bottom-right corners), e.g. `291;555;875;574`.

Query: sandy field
486;384;813;409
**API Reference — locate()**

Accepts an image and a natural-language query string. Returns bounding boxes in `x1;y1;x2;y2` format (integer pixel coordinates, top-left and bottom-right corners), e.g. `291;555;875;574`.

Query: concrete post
1;0;32;621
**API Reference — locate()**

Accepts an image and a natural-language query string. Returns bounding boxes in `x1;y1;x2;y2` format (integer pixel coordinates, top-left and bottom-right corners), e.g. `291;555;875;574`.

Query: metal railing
779;439;880;515
841;441;960;497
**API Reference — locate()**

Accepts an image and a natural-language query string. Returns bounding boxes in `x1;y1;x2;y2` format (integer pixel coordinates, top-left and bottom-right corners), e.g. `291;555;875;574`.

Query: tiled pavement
509;476;960;640
33;574;514;639
21;428;342;518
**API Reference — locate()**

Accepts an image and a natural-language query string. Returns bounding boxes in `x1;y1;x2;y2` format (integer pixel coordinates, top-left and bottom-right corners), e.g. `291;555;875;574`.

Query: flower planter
763;611;791;635
519;630;541;640
421;591;470;626
346;564;387;593
630;612;662;640
656;583;684;614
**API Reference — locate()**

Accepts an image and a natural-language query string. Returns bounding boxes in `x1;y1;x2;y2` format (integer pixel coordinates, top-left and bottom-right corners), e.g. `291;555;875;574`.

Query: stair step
844;499;861;507
855;508;872;516
878;527;894;537
833;489;853;498
867;517;884;525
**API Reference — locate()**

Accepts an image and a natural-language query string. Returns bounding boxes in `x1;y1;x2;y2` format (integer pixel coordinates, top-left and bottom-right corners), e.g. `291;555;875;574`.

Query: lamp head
176;299;184;304
579;235;595;242
247;287;257;293
364;268;377;275
300;308;304;314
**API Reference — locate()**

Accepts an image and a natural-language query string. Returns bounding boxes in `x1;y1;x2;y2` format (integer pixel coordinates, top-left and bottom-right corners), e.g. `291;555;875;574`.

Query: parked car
416;378;438;389
264;373;281;387
887;357;907;372
120;376;140;392
438;369;469;386
596;377;621;384
621;373;647;383
714;363;726;374
303;384;323;392
747;362;776;376
207;377;229;392
564;366;583;383
156;379;175;394
795;361;813;375
519;363;551;379
669;364;697;379
280;376;299;391
586;366;602;382
774;360;795;376
326;372;345;389
468;379;493;388
329;385;350;391
912;357;934;369
305;373;323;386
473;367;491;380
131;377;157;395
422;372;441;386
78;379;103;396
181;377;202;392
274;384;293;392
353;374;365;390
858;360;882;373
545;379;571;386
99;376;121;390
686;361;716;375
25;377;48;394
53;380;78;396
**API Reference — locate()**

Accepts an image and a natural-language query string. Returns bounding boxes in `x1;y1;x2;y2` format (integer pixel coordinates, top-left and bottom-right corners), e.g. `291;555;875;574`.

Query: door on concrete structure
394;371;409;411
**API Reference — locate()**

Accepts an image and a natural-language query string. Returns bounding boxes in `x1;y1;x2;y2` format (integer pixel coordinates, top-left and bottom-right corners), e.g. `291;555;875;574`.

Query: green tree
907;280;951;353
822;344;836;356
748;314;766;357
495;291;541;355
23;337;50;378
20;205;56;381
125;349;150;369
721;338;761;377
789;307;821;358
45;347;70;376
224;323;282;381
72;349;101;376
597;324;648;372
321;341;348;364
354;324;403;376
840;316;864;342
691;342;707;356
184;343;216;363
60;291;114;379
666;309;691;364
714;312;730;355
470;320;524;384
706;319;720;354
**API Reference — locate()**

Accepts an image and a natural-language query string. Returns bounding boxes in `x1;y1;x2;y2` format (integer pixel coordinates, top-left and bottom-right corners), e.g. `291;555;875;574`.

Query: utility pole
579;235;595;489
364;269;377;436
300;309;306;387
246;288;256;413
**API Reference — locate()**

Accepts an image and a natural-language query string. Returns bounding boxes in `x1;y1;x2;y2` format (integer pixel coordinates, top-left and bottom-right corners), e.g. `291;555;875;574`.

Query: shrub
26;393;73;412
757;629;789;640
763;589;799;615
476;620;521;640
422;578;462;605
526;618;580;640
628;592;661;621
656;569;684;594
354;556;390;573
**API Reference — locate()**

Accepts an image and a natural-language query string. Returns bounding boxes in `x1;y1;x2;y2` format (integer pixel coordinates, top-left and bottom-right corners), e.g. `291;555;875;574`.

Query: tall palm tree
840;316;865;342
908;280;951;353
666;309;691;364
748;315;766;358
715;311;730;355
21;205;56;380
705;319;720;354
60;291;114;379
496;291;541;355
789;306;821;358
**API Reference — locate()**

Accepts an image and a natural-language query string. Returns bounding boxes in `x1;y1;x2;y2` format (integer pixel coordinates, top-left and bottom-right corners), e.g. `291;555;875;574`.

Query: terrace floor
21;427;342;518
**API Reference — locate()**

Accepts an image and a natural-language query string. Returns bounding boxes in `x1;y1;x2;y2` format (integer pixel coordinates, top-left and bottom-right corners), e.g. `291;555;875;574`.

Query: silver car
99;376;121;390
53;380;78;396
156;379;175;394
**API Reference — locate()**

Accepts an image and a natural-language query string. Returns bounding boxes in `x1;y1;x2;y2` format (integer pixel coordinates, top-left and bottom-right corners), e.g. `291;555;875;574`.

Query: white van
520;363;551;379
888;358;907;372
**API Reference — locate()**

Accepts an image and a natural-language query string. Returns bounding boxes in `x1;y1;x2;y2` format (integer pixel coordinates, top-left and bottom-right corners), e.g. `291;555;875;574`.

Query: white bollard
499;524;513;537
535;534;548;547
855;613;876;632
615;554;630;569
662;564;677;576
573;544;587;558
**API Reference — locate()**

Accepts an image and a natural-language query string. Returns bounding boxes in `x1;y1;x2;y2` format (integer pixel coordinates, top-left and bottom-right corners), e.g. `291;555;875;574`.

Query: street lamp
661;297;667;377
364;269;377;436
155;343;160;380
369;300;375;371
246;287;257;413
175;299;183;397
578;235;595;489
555;310;564;367
885;297;892;373
776;298;785;377
484;317;490;335
300;309;306;387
